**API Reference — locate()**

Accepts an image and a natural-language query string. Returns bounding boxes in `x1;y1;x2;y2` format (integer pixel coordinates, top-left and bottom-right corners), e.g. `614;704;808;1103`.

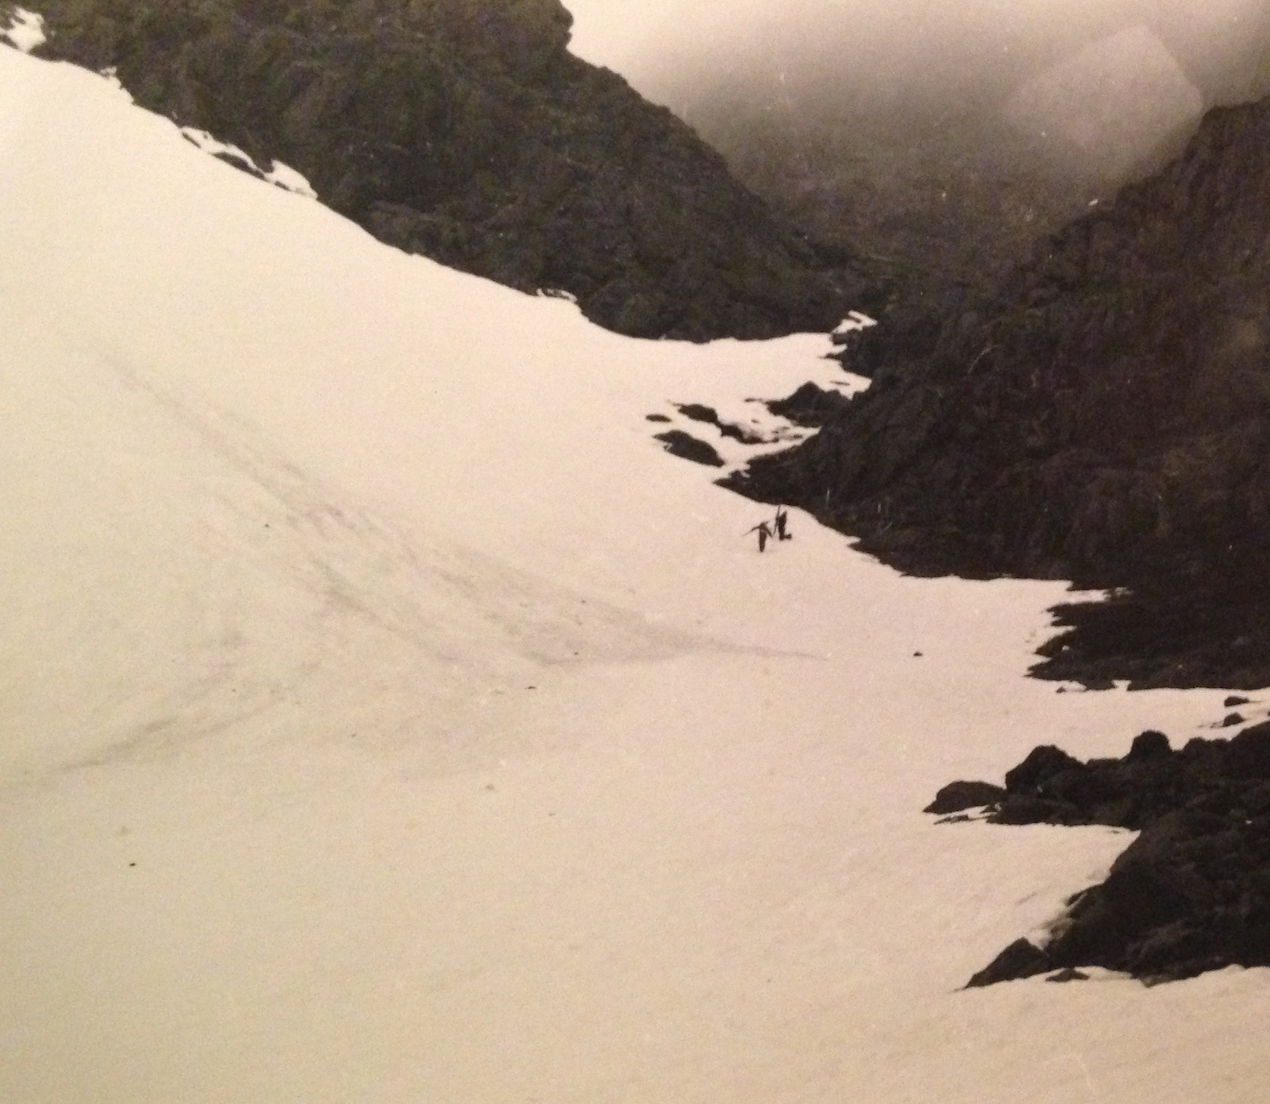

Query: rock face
731;91;1270;686
705;109;1097;316
935;723;1270;985
29;0;875;340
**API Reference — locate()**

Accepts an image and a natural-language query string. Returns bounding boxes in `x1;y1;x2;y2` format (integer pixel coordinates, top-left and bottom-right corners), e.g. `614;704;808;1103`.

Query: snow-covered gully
2;45;1267;1104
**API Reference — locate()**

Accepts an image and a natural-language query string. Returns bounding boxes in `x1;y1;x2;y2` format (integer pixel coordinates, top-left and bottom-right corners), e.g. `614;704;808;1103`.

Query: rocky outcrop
673;404;765;444
764;382;854;428
653;430;723;468
931;723;1270;985
29;0;875;340
923;779;1006;816
730;91;1270;685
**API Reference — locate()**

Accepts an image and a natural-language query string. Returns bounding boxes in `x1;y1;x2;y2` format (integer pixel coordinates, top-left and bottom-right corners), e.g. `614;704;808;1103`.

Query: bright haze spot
565;0;1270;113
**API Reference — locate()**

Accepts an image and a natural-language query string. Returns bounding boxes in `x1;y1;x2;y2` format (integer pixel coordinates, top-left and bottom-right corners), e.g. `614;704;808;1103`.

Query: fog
564;1;1270;283
566;0;1270;115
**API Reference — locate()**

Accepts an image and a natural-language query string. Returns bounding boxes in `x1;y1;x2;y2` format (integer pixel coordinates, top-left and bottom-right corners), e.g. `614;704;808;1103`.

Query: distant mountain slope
23;0;875;340
733;93;1270;687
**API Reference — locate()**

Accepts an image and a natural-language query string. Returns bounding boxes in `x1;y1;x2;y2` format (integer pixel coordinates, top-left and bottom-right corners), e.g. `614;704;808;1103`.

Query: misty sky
564;0;1270;112
562;0;1270;197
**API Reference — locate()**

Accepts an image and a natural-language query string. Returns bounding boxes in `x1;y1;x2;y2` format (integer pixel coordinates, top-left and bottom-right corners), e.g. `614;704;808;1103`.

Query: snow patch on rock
180;125;318;198
0;5;44;52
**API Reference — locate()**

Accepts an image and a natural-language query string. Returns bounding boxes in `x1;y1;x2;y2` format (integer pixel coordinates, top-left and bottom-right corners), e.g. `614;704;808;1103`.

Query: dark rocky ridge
928;723;1270;986
728;92;1270;687
26;0;877;340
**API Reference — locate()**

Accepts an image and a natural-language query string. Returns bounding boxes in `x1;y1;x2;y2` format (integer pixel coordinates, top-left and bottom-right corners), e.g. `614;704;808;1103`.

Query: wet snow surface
2;45;1268;1104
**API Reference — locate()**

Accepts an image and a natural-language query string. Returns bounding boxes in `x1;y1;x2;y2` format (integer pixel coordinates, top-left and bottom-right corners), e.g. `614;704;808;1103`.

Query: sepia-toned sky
563;0;1270;112
562;0;1270;192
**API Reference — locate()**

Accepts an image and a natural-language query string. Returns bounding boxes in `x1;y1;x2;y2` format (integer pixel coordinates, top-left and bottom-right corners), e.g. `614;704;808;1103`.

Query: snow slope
2;45;1267;1104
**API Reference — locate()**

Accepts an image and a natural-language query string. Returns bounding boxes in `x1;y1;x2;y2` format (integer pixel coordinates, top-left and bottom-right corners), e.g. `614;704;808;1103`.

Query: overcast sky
563;0;1270;112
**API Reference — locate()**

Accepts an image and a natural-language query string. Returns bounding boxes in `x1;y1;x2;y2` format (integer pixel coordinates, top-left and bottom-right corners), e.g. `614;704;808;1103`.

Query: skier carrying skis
747;520;775;552
774;506;791;541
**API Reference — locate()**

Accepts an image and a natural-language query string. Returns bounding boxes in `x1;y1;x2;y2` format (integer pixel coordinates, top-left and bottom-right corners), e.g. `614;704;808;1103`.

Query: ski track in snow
2;44;1269;1104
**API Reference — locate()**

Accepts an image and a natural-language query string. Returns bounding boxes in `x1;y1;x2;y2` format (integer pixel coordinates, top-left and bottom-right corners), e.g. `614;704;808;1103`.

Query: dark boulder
991;794;1086;827
965;938;1052;988
1127;730;1172;760
1004;744;1086;794
923;780;1006;815
654;431;724;468
674;404;765;445
675;404;721;425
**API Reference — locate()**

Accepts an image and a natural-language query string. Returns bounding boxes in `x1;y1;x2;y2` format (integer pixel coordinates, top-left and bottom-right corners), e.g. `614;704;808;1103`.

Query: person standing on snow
747;520;774;552
774;506;791;541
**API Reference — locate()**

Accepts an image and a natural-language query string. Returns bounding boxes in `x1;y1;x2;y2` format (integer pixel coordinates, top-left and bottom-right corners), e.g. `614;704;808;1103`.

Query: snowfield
2;44;1267;1104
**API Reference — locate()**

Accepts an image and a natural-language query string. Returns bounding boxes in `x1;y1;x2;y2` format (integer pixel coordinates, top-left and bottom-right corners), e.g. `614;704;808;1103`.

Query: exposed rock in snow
936;721;1270;985
653;429;725;467
764;381;855;427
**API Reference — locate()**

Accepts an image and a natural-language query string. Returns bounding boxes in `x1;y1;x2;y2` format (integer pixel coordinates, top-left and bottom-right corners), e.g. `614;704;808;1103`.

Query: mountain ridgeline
732;93;1270;689
24;0;875;340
